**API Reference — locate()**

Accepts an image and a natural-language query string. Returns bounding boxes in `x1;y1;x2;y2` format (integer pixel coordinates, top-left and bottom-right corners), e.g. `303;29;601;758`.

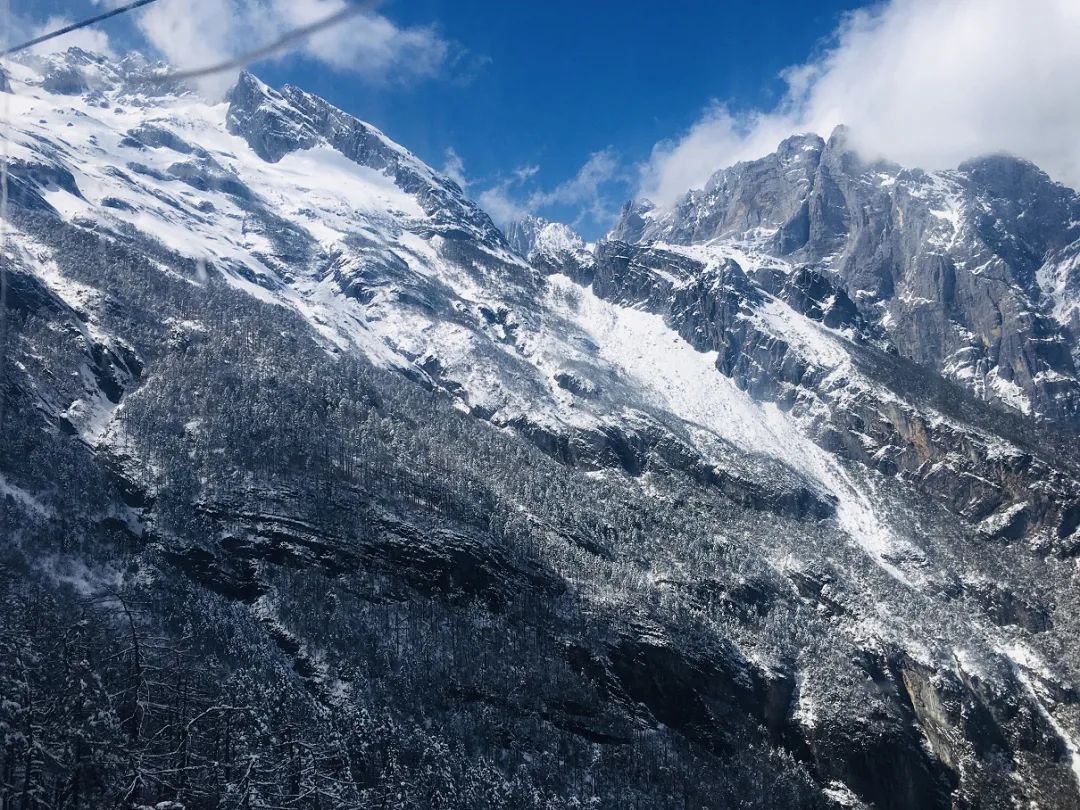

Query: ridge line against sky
8;0;1080;239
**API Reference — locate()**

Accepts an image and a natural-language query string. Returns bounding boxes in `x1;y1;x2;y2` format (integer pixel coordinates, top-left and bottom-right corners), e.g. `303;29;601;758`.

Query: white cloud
286;1;449;79
641;0;1080;205
527;148;623;226
513;165;540;183
477;180;530;226
28;16;115;58
441;147;468;189
639;104;795;207
118;0;455;98
479;150;624;230
528;149;621;219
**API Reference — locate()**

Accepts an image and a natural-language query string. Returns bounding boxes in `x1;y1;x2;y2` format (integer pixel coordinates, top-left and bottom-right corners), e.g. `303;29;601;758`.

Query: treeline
0;556;823;809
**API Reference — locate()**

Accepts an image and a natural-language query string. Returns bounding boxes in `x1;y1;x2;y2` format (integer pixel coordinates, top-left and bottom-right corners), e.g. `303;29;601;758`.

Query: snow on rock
543;274;927;587
0;47;1055;598
0;474;53;518
999;642;1080;791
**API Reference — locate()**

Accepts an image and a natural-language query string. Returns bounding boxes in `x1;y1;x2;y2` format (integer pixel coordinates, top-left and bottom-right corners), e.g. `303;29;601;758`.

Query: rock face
506;213;596;283
580;238;1080;559
614;128;1080;426
3;48;1080;810
227;73;505;246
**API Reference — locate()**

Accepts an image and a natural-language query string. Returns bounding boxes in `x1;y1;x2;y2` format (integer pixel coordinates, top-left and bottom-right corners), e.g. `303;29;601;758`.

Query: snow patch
544;274;925;587
0;475;52;518
999;642;1080;791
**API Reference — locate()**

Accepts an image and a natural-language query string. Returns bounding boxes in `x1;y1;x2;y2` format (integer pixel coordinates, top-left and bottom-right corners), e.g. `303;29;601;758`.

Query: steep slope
614;128;1080;425
1;48;1080;810
505;213;596;281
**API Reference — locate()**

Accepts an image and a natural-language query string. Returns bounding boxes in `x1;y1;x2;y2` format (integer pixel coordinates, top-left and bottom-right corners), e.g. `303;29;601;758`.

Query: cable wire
0;0;376;83
158;2;376;83
0;0;164;57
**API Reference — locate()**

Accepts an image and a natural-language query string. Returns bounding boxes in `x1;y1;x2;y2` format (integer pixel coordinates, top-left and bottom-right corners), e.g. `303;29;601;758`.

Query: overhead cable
160;3;375;82
0;0;164;57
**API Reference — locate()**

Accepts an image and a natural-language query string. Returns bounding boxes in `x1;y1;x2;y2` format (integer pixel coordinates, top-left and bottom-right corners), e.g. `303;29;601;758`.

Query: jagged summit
225;69;508;246
504;214;595;280
609;127;1080;424
8;45;182;98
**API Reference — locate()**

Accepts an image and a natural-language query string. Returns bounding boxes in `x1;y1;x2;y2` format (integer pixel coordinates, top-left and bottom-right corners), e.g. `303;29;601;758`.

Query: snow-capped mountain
505;213;596;279
3;48;1080;810
612;128;1080;424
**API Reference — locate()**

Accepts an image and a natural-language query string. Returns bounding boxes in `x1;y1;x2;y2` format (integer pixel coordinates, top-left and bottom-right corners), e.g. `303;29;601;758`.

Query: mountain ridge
2;47;1080;809
605;126;1080;427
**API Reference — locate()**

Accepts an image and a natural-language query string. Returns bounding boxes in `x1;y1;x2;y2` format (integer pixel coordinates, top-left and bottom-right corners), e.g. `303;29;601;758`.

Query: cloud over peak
641;0;1080;205
27;15;116;58
477;148;626;232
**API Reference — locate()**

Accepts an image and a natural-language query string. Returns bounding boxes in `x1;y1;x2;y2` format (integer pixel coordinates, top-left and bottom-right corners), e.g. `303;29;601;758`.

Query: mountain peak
505;215;594;281
958;151;1073;198
225;71;317;163
605;127;1080;423
15;45;174;96
826;123;852;146
776;131;826;156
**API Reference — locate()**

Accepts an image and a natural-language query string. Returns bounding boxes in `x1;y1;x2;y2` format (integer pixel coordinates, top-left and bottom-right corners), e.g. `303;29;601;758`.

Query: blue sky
12;1;1080;238
274;0;867;235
